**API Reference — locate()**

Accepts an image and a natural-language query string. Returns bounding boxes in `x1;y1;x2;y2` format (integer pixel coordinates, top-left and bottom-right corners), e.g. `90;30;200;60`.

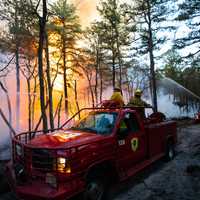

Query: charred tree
74;80;80;119
37;0;48;132
45;32;54;130
62;32;69;117
146;0;157;112
0;81;13;137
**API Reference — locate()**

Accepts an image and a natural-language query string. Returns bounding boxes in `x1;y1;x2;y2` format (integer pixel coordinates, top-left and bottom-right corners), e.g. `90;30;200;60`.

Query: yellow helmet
135;89;142;97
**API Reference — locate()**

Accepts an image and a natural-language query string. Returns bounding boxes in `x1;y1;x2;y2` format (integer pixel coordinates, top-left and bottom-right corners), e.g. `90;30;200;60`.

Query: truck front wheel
84;176;106;200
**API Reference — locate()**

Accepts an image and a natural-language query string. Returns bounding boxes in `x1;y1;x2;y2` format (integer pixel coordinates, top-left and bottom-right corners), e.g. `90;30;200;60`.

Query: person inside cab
110;87;124;107
127;89;150;118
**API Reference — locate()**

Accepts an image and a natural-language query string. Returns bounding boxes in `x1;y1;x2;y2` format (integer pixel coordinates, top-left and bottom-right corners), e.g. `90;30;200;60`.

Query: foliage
162;50;200;97
0;0;38;54
97;0;131;89
49;0;82;115
175;0;200;58
121;0;176;111
162;50;183;82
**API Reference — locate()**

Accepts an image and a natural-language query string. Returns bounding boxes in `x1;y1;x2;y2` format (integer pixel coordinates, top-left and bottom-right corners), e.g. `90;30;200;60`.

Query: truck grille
31;149;54;171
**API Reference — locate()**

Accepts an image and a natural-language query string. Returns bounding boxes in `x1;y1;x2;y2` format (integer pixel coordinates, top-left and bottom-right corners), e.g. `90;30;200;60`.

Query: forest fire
0;0;199;149
0;0;200;199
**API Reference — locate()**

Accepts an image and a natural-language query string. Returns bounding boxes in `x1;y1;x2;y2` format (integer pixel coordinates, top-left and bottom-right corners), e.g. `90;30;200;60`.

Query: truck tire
84;176;107;200
165;141;175;161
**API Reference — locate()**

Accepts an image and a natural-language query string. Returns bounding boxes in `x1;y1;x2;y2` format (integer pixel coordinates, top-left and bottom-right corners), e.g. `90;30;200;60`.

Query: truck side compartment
145;121;177;158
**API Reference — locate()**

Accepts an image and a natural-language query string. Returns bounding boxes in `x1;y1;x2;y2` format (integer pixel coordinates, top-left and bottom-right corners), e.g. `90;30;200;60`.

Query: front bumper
6;162;85;200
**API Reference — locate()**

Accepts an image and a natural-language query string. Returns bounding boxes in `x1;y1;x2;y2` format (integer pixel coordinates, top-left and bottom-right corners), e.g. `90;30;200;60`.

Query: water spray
164;77;200;100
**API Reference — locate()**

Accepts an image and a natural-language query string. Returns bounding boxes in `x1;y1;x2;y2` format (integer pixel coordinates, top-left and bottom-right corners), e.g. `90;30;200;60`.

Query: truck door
147;123;165;157
116;112;147;173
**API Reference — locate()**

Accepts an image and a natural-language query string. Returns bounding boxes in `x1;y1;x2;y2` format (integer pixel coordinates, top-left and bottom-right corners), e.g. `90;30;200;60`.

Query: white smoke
0;117;11;160
0;93;11;160
0;53;15;160
157;93;195;118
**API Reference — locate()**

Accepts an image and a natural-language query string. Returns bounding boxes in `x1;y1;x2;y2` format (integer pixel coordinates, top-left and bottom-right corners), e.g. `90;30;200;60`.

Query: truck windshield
70;112;118;135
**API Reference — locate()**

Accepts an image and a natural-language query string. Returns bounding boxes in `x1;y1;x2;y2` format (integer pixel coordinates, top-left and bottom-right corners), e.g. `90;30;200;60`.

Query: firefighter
110;87;124;107
127;89;149;118
128;89;149;107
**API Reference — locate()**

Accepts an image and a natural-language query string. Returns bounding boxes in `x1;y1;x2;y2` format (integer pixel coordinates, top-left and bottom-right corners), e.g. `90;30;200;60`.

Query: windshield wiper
69;127;97;133
80;127;97;133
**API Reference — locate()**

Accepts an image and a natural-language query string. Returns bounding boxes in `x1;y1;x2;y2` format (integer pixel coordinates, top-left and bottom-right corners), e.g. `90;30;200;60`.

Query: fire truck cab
7;106;177;200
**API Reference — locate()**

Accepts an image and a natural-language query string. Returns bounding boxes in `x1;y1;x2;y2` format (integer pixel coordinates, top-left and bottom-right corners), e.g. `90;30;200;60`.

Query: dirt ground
110;124;200;200
0;124;200;200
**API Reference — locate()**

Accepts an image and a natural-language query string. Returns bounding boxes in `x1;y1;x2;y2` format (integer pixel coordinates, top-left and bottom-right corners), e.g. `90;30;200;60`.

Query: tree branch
0;55;15;73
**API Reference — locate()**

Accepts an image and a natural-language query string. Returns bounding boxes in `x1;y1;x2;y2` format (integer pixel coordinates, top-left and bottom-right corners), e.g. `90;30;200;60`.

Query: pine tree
97;0;131;89
162;50;183;83
175;0;200;58
50;0;81;117
0;0;38;130
126;0;175;112
84;23;107;105
37;0;48;132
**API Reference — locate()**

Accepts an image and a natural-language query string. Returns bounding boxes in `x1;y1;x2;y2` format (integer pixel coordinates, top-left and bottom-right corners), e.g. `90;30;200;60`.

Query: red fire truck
6;106;177;200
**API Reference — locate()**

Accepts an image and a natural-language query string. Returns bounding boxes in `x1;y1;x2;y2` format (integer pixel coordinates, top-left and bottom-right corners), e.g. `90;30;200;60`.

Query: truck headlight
16;144;23;157
57;157;71;174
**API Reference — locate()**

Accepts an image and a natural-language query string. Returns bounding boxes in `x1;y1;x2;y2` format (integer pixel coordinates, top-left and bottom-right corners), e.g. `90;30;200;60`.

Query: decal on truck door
131;138;139;152
118;140;125;146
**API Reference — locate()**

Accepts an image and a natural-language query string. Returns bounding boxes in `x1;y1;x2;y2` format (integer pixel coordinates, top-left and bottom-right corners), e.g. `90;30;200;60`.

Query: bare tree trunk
45;32;54;130
112;49;116;89
0;108;16;137
126;76;131;99
118;57;122;90
0;81;13;136
95;62;98;105
63;41;68;117
57;95;63;128
86;73;95;107
99;65;103;103
14;1;20;131
53;98;59;121
27;79;31;132
37;0;48;132
116;28;123;90
87;88;90;107
15;45;20;130
147;0;158;112
74;80;80;119
34;99;50;133
61;20;68;117
31;76;37;129
95;44;100;105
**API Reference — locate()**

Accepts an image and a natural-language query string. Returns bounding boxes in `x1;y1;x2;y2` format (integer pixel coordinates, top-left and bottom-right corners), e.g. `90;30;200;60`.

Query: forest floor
0;122;200;200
